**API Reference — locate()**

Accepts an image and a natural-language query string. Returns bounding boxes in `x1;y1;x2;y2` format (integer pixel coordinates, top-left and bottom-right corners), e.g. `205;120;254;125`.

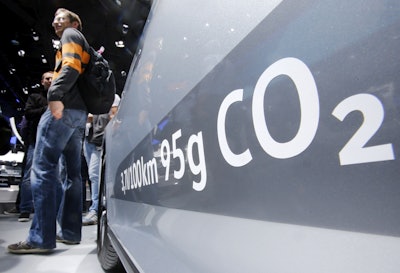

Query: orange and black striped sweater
48;27;90;111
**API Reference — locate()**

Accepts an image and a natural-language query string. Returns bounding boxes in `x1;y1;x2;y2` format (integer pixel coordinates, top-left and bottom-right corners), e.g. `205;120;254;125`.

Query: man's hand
49;101;64;119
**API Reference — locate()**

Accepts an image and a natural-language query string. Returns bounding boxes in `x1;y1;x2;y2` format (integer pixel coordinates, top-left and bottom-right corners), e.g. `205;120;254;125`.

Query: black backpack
78;47;116;114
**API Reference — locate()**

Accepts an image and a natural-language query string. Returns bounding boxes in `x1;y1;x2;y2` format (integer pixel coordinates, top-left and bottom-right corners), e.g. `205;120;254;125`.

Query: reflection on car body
97;1;400;272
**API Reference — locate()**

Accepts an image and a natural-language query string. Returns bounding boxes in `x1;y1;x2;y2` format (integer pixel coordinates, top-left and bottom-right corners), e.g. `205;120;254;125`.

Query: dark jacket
87;113;110;147
24;89;47;145
48;27;90;111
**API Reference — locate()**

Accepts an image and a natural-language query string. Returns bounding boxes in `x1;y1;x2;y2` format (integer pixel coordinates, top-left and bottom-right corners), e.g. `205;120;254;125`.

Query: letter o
252;57;319;159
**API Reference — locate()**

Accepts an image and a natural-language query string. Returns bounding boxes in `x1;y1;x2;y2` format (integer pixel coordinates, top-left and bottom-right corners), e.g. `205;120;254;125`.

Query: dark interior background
0;0;151;123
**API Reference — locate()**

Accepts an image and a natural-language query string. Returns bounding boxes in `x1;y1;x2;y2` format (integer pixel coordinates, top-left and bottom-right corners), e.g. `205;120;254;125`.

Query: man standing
3;71;54;219
18;71;53;222
8;8;89;253
82;94;120;226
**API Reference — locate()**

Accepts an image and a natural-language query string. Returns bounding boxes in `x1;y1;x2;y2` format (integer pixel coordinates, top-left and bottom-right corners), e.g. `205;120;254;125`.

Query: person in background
82;94;120;225
3;71;55;219
17;71;53;222
8;8;89;254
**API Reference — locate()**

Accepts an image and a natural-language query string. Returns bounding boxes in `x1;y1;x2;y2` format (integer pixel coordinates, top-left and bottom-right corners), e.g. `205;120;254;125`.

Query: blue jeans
83;140;101;213
56;154;67;219
28;108;87;249
19;144;34;213
20;144;64;215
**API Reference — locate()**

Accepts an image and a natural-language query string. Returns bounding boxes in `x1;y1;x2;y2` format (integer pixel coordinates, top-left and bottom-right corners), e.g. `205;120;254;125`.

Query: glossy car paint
103;0;400;272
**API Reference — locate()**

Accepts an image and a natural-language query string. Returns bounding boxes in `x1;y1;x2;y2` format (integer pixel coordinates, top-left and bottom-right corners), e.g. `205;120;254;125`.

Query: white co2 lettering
217;57;395;166
161;130;207;191
332;93;394;165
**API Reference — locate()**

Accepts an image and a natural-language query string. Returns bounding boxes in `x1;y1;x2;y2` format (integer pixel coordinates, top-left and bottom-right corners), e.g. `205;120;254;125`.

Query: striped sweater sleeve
48;28;90;102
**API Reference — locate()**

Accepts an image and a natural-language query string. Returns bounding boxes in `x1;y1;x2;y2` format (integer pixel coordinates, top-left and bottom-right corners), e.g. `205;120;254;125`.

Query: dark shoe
82;210;98;226
8;241;52;254
4;207;19;215
18;212;30;222
56;235;80;245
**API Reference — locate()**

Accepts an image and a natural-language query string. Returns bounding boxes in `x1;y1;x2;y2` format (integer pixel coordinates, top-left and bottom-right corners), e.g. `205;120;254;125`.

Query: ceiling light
18;50;25;57
52;39;60;50
41;55;47;64
32;29;39;41
115;40;125;48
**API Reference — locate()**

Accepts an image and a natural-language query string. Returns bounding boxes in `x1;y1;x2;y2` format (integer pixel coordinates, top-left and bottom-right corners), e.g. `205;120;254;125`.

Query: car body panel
103;0;400;272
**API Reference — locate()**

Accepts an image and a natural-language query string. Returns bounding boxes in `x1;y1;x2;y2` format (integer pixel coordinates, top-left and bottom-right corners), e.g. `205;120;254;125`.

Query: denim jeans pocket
62;109;86;129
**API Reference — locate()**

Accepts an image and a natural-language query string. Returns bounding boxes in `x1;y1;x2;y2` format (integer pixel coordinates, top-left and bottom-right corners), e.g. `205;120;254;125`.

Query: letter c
217;89;253;167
